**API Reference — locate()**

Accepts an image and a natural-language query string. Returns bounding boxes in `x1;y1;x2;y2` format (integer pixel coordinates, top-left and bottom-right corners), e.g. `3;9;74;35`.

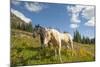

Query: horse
32;25;73;62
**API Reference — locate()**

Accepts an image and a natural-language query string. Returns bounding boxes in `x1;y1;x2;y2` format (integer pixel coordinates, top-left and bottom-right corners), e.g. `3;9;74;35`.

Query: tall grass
11;29;95;66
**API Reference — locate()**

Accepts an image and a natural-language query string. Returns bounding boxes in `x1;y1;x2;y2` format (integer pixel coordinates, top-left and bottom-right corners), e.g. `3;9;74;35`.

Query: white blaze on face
42;28;49;47
44;38;48;47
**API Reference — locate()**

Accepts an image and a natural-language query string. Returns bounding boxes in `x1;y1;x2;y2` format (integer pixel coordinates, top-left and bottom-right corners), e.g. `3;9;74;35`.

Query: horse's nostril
33;36;35;38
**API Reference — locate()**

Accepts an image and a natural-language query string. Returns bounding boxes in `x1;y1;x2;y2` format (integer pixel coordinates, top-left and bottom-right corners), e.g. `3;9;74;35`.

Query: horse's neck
39;28;45;44
39;28;45;36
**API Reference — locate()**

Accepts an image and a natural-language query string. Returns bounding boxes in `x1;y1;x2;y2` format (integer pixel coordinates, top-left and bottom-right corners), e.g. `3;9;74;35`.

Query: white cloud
71;13;80;23
25;2;43;12
11;8;31;23
82;6;95;27
67;5;84;29
67;5;85;23
70;24;79;29
82;6;95;19
11;0;21;5
67;5;95;27
84;17;95;27
67;5;84;14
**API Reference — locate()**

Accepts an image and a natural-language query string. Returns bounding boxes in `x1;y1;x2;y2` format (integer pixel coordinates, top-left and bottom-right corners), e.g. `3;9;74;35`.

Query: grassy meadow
11;29;95;66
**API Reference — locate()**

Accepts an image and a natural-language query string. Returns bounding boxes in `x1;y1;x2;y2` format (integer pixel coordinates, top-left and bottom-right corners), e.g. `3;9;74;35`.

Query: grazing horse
32;25;73;62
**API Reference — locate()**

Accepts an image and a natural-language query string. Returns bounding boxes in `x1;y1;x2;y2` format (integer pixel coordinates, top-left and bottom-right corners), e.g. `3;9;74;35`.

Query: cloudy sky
11;0;95;38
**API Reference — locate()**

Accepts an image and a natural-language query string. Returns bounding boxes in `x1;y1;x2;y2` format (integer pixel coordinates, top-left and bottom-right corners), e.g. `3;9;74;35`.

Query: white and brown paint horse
32;25;73;62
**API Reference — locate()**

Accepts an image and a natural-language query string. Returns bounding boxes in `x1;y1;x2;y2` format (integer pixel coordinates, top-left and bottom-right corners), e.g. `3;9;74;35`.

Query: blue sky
11;1;95;38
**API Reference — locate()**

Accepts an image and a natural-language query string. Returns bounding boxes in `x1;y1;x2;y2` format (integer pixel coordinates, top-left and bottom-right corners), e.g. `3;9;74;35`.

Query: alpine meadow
11;1;95;67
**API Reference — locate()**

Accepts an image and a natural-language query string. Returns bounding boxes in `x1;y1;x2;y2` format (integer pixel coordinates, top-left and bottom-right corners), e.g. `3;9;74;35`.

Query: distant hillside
11;13;33;32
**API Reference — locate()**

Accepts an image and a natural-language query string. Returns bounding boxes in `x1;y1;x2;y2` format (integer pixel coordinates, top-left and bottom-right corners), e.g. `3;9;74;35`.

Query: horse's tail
71;39;73;49
68;34;74;56
67;33;73;49
70;39;74;56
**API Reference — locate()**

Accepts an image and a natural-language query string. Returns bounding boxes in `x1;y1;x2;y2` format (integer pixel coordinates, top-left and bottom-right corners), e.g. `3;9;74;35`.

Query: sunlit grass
11;29;95;66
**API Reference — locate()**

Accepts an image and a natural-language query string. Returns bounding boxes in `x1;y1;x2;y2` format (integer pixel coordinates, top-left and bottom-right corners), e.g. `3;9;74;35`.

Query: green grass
11;29;95;67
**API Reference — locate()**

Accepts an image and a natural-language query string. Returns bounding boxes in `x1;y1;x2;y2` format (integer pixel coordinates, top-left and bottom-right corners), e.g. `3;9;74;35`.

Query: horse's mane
35;24;69;34
63;32;69;34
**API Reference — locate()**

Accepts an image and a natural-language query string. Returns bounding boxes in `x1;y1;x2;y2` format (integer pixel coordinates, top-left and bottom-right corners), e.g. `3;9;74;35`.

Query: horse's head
33;25;50;49
32;24;42;38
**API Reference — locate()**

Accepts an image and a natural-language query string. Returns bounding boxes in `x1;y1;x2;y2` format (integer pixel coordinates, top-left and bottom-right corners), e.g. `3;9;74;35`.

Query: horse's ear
35;24;40;27
35;24;38;27
37;24;40;26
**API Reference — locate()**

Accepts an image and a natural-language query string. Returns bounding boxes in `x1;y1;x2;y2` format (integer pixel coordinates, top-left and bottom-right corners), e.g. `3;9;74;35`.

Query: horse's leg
59;47;62;63
58;41;62;63
55;49;57;57
70;40;73;56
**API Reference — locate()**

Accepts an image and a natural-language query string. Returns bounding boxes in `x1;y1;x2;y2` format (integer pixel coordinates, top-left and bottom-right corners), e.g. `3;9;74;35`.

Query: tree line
73;30;95;44
11;22;33;32
11;13;33;32
11;13;95;44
